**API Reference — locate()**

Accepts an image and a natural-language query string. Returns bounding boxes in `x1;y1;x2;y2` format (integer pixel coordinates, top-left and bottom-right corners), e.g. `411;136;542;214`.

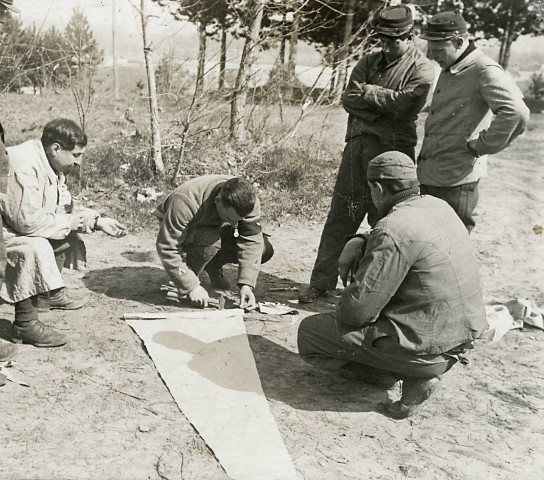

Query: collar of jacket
378;185;420;219
448;47;483;75
34;138;59;185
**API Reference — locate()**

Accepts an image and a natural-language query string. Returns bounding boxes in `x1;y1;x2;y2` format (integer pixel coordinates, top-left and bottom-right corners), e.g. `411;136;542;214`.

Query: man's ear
50;143;61;156
372;181;385;196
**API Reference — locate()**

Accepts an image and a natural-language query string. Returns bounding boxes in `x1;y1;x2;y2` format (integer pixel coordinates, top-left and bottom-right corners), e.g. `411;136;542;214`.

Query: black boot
11;298;67;348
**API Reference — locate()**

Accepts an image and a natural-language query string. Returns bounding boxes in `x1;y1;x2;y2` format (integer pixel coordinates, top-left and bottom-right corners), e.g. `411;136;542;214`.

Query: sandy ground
1;117;543;480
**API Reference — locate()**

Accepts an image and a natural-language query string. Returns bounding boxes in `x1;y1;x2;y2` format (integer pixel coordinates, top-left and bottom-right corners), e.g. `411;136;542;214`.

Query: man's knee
8;236;54;260
297;313;333;357
262;235;274;264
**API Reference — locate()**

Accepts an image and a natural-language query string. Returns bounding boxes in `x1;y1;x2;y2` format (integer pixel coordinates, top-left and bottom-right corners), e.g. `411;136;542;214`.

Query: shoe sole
37;304;86;312
11;338;67;348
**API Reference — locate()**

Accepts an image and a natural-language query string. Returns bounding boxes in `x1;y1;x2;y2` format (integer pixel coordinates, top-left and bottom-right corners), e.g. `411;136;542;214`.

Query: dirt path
1;118;543;480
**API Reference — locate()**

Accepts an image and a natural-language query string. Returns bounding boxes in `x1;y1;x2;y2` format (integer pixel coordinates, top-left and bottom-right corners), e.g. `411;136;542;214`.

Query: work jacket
343;44;435;147
418;47;530;186
338;193;487;355
0;139;98;240
154;175;264;295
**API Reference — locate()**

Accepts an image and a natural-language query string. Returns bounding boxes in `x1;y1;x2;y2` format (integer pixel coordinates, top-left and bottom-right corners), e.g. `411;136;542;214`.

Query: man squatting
154;175;273;310
298;152;488;419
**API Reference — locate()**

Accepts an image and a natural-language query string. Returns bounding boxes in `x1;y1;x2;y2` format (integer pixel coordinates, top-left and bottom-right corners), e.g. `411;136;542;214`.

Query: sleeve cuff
237;266;259;289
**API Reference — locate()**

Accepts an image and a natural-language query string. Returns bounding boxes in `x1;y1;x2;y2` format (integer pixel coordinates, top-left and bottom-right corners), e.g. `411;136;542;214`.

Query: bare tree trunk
218;17;227;90
500;2;516;70
329;52;338;97
279;36;286;65
334;0;356;103
140;0;164;174
229;0;265;141
287;13;299;78
196;19;207;98
112;0;119;101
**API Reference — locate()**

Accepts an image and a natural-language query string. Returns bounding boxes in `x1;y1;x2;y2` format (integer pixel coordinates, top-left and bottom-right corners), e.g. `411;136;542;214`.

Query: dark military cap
0;1;19;13
374;5;414;37
422;10;468;41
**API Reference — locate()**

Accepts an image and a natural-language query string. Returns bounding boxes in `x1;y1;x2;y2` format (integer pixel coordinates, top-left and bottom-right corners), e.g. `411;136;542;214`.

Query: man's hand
467;139;480;157
96;217;127;237
338;237;367;287
188;285;209;308
239;285;256;310
69;213;85;231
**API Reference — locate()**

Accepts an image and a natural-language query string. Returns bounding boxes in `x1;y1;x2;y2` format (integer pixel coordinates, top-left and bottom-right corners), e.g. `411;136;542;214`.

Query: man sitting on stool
0;118;126;347
297;152;487;418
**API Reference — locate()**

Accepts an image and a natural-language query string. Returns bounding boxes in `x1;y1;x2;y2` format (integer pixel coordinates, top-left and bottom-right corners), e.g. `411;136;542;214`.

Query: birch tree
139;0;164;174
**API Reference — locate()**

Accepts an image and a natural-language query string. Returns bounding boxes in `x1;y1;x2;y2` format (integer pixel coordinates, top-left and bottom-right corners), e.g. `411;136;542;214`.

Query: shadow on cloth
149;329;389;413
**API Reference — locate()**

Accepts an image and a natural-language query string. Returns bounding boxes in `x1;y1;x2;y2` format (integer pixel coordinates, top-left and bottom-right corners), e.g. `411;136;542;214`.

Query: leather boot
11;319;67;348
36;288;88;311
298;284;326;303
384;376;441;419
0;342;17;361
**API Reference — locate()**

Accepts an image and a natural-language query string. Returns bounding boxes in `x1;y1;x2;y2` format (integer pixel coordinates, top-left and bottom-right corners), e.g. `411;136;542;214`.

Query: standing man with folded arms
418;10;530;232
299;5;434;303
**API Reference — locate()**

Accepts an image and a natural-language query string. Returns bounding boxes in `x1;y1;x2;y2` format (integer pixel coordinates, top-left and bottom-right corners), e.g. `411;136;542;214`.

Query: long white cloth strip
125;310;299;480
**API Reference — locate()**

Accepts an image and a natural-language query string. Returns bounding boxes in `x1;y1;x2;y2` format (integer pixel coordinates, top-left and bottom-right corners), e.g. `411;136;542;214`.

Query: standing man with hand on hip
299;5;434;303
418;10;530;232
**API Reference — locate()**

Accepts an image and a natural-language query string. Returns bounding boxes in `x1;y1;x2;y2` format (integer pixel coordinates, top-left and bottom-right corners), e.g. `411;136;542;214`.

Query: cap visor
2;4;19;13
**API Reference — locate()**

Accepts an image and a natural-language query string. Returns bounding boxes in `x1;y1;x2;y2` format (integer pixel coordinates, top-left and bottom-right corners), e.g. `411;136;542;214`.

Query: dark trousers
420;181;479;233
310;134;415;291
297;312;457;379
185;225;274;277
49;232;87;273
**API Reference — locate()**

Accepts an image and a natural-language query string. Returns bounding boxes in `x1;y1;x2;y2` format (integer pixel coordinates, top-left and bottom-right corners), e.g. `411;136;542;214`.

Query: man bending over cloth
0;118;126;347
297;152;487;418
155;175;273;310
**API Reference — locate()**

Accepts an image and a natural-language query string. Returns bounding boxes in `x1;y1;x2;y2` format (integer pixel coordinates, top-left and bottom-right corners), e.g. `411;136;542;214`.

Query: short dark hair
41;118;87;150
219;177;256;217
369;178;419;195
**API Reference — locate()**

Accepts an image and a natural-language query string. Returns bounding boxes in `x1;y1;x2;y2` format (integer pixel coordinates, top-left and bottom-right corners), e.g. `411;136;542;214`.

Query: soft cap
374;5;414;37
367;151;418;181
422;10;467;41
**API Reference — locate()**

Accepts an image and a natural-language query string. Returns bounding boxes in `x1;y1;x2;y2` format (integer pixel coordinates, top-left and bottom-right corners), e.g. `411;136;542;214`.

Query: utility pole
112;0;120;100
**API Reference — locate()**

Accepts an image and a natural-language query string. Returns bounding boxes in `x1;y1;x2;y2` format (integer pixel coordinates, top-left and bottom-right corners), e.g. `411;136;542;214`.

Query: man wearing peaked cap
298;151;487;418
418;10;530;232
299;4;435;303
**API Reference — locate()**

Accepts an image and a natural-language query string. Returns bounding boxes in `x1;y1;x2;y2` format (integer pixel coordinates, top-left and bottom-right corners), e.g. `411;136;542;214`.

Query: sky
15;0;199;62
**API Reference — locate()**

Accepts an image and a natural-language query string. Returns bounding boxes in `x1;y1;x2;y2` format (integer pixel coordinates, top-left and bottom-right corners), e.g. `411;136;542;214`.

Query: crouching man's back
298;151;487;419
339;193;487;355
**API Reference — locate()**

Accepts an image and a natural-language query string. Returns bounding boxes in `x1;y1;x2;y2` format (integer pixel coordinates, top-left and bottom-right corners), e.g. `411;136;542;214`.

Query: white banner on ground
125;309;299;480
